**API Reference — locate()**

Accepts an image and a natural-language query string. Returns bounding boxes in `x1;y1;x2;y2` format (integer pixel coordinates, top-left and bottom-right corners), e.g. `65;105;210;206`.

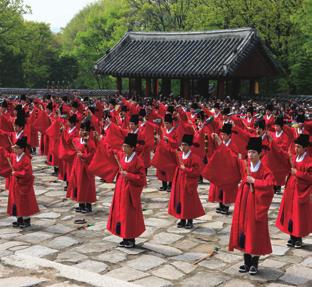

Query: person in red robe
229;137;274;275
7;137;39;228
271;116;291;194
67;120;96;213
152;113;179;192
290;114;312;156
276;134;312;248
59;114;79;190
107;133;146;248
242;107;255;131
0;100;14;132
168;134;205;229
264;104;275;131
207;123;240;215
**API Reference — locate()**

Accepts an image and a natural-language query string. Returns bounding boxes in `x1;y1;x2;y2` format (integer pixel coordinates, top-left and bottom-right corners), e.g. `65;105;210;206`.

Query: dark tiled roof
95;28;280;78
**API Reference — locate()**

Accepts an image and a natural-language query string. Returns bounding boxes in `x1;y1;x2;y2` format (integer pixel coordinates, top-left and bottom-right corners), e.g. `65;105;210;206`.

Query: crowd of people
0;93;311;276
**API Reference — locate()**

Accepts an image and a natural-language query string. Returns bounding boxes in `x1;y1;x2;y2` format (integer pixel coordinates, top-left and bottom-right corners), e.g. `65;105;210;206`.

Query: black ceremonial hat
247;137;262;153
124;133;138;147
294;134;309;148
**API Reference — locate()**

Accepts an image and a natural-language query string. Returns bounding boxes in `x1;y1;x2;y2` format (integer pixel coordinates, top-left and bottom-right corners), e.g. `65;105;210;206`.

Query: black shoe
12;217;24;228
159;181;167;191
185;220;193;229
51;167;58;176
220;206;230;215
274;186;282;195
81;203;92;213
239;253;252;273
118;240;126;247
249;256;259;275
287;238;294;247
20;218;31;228
216;207;222;214
75;203;85;213
239;264;250;273
249;265;258;275
177;220;186;228
294;239;302;249
216;203;224;214
124;239;135;248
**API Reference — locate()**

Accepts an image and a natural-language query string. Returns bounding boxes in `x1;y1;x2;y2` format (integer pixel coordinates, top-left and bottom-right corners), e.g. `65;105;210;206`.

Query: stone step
1;254;140;287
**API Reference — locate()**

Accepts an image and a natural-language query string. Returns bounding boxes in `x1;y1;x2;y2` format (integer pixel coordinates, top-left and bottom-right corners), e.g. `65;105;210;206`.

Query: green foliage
0;0;79;88
60;0;130;88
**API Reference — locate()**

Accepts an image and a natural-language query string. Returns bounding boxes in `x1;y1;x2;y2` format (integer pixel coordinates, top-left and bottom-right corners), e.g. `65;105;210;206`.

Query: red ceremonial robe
262;135;291;187
168;151;205;219
59;126;79;182
276;153;312;237
7;153;39;217
203;141;241;204
45;117;62;166
264;114;275;131
229;161;274;255
88;143;119;182
101;122;126;151
67;137;96;203
32;109;51;156
0;111;14;132
242;116;255;130
152;127;179;182
0;147;11;177
137;121;156;168
26;110;39;148
271;130;291;152
107;152;146;239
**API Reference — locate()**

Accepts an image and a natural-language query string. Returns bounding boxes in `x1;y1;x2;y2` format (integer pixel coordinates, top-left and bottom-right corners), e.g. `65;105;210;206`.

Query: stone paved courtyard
0;155;311;287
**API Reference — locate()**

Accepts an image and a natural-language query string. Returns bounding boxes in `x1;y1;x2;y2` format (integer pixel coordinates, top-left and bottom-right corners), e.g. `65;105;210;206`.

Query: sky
23;0;97;32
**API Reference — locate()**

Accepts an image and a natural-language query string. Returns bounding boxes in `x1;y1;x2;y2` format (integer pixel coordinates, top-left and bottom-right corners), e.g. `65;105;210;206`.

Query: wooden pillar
231;79;241;99
199;78;209;98
255;80;260;95
249;79;260;96
180;78;190;99
217;79;225;98
134;78;142;97
129;77;134;95
153;79;158;97
116;77;122;92
145;79;151;97
162;78;171;97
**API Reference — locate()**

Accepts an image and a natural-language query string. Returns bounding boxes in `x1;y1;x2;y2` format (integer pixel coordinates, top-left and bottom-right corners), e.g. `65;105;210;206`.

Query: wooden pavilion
94;28;280;98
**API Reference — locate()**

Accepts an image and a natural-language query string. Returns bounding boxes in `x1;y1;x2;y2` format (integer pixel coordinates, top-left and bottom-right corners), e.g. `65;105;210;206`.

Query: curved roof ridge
128;27;255;36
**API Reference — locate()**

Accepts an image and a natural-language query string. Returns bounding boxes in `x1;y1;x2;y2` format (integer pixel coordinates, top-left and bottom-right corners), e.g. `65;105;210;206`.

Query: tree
61;0;131;88
0;0;29;86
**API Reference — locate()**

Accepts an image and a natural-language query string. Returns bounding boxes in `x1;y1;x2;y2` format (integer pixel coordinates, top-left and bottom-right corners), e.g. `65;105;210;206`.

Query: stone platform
0;155;311;287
